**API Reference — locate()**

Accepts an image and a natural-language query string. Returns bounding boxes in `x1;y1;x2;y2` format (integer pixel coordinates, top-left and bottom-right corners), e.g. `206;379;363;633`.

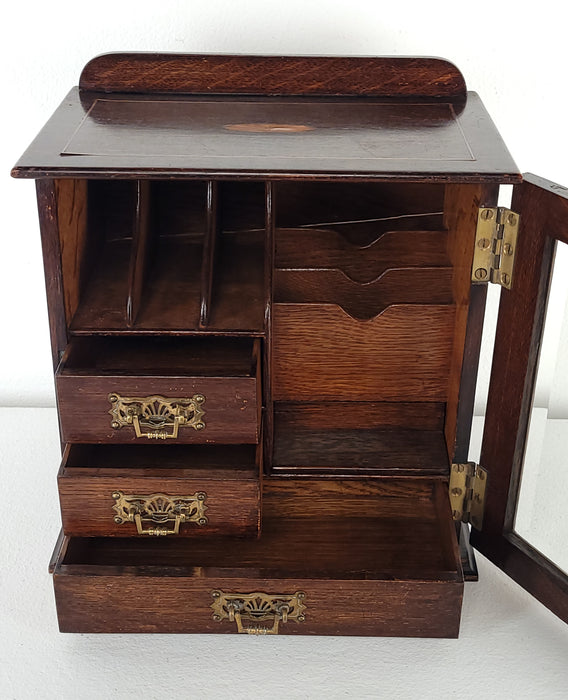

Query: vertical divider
263;181;275;473
199;180;218;329
126;180;153;327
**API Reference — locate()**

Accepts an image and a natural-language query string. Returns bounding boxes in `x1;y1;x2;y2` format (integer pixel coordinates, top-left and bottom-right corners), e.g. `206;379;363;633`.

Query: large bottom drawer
51;479;463;637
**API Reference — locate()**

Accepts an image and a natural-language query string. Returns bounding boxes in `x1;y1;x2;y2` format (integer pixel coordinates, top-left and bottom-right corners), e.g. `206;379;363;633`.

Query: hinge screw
481;209;494;220
474;268;488;280
507;213;517;225
500;272;510;286
477;237;491;250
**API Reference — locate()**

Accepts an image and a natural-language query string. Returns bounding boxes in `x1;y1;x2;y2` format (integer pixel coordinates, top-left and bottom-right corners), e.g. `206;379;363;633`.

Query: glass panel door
514;241;568;574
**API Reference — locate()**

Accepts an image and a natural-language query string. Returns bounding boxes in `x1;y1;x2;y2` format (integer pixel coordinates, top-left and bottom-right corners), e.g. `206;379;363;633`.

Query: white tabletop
2;407;567;700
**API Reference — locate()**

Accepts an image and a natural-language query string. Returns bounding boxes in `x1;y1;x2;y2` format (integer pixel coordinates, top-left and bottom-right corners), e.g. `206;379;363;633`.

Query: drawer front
53;575;462;637
56;375;259;444
58;471;260;538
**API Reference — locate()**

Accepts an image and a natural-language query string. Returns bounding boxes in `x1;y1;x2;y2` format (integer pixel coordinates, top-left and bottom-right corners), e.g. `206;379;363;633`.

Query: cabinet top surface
12;55;520;182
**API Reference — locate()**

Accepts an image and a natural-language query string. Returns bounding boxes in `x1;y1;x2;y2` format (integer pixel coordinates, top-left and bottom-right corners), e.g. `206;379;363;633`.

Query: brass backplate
210;591;307;635
108;393;206;439
112;491;208;535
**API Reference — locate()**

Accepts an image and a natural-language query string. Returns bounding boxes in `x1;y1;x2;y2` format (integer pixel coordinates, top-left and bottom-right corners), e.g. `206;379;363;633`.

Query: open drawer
55;337;261;444
51;478;463;636
58;443;262;537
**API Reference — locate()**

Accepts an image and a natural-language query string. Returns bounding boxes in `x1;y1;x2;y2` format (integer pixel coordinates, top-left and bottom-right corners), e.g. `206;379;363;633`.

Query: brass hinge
449;463;487;530
472;207;519;289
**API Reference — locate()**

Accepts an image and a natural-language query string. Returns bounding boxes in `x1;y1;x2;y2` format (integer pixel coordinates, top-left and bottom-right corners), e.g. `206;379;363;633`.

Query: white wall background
2;0;568;411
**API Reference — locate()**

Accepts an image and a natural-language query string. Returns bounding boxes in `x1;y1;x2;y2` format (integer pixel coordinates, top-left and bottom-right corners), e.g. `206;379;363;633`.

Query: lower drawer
58;444;261;537
51;479;463;637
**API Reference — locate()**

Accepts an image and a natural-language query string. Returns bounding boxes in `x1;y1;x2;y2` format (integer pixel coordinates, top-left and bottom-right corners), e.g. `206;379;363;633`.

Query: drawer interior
58;336;259;377
61;443;260;476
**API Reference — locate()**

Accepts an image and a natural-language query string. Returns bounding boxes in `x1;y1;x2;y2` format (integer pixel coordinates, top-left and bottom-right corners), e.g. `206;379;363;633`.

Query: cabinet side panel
36;179;68;369
444;184;498;460
55;179;89;326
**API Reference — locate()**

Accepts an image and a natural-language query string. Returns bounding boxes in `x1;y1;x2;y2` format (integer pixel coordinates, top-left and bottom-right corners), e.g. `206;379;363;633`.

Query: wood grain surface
53;478;462;636
470;174;568;625
275;229;450;281
274;267;453;319
79;54;468;98
58;444;260;537
443;184;498;460
272;303;455;401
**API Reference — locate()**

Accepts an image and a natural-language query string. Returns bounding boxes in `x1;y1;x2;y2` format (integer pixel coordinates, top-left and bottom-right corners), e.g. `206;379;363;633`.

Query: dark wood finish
68;179;265;334
275;181;447;233
479;176;565;535
126;180;153;326
272;303;455;401
22;53;561;637
458;523;479;581
52;478;462;636
275;229;451;282
49;529;67;575
56;337;259;444
199;181;218;328
471;531;568;624
443;184;498;460
275;267;453;319
36;179;68;369
273;402;449;475
275;401;446;431
263;182;275;472
473;173;568;624
58;444;260;537
59;336;257;375
11;90;520;181
55;179;89;325
79;54;467;98
208;231;265;332
57;375;258;444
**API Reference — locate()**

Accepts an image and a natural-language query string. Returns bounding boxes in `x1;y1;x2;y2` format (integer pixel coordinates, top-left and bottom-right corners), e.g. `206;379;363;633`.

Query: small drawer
56;337;260;444
58;443;261;537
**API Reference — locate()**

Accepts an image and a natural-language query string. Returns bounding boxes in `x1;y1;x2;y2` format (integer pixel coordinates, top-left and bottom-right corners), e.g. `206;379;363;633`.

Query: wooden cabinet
12;54;568;635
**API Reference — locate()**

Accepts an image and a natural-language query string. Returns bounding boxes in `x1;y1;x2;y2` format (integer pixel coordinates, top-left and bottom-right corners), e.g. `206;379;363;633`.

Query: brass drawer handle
112;491;208;535
211;590;306;635
108;393;206;440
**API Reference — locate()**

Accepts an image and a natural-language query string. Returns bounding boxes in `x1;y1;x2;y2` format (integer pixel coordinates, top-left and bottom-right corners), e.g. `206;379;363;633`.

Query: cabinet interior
55;177;478;476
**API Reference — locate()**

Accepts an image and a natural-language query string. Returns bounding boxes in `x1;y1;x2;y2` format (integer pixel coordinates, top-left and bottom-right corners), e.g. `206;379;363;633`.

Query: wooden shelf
272;403;449;475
